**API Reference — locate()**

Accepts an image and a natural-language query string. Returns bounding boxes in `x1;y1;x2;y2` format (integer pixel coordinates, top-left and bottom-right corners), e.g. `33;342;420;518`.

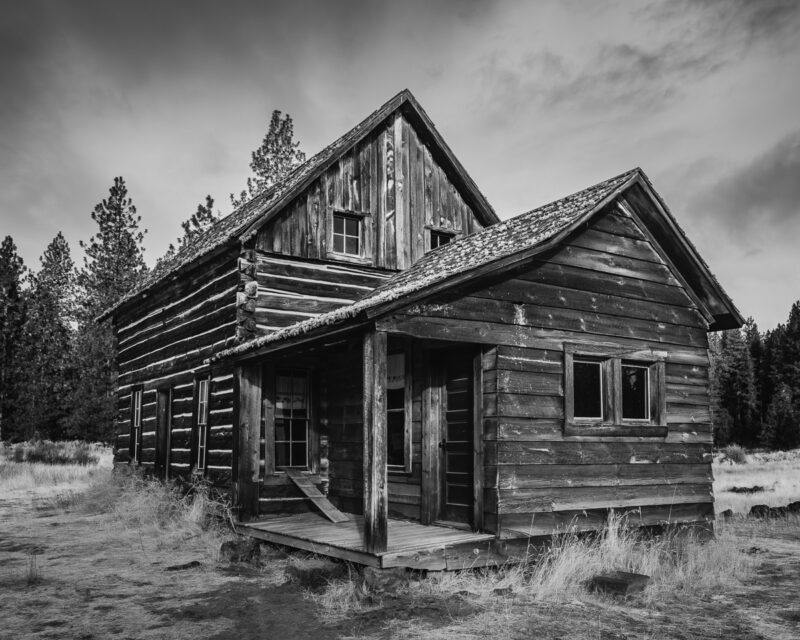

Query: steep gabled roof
214;165;742;363
101;89;498;321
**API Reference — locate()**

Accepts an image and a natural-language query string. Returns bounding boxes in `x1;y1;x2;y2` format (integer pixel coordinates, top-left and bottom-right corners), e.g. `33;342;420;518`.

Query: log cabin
103;89;742;569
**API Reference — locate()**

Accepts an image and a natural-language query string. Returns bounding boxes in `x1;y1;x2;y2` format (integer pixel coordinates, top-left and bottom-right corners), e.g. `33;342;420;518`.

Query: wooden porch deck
236;513;509;570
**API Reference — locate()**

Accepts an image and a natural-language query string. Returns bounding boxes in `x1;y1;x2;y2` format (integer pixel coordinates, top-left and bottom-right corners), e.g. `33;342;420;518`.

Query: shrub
721;444;747;464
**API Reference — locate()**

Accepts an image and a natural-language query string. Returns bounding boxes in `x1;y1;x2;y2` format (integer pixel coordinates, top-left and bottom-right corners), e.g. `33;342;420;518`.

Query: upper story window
564;344;666;437
333;213;361;256
195;378;210;471
429;230;454;251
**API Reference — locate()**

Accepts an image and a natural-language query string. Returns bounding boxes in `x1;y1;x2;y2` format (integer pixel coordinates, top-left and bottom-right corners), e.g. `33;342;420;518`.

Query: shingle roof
101;89;498;321
211;168;641;362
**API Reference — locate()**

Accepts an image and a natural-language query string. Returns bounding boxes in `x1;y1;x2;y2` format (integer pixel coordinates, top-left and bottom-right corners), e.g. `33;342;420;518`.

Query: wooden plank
236;363;262;520
384;123;396;269
237;524;381;568
285;469;350;523
420;348;441;525
363;330;388;553
486;440;712;465
473;350;484;532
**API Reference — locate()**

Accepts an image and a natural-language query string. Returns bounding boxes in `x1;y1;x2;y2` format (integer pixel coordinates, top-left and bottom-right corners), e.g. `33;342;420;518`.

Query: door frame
420;345;484;531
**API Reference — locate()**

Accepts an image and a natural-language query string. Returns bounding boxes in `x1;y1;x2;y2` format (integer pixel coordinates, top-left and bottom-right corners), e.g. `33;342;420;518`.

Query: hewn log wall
252;253;391;333
380;202;715;536
255;111;483;270
113;248;240;484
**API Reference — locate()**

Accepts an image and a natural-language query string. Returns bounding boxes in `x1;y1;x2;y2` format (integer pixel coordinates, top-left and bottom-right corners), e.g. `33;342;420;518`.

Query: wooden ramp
237;512;504;570
284;469;349;523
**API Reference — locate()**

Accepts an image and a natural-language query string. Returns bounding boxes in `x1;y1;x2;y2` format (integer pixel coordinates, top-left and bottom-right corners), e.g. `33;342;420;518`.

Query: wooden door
155;388;171;480
439;352;474;525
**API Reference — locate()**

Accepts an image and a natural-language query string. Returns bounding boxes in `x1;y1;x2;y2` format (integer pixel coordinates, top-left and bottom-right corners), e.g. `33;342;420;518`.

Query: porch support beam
363;329;388;553
236;362;262;521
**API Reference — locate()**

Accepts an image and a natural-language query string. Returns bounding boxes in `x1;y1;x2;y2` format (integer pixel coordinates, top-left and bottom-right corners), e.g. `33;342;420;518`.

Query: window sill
564;423;668;438
325;251;373;266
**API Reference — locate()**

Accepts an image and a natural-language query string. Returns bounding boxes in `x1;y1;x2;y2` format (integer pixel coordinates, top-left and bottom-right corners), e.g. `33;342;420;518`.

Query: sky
1;0;799;330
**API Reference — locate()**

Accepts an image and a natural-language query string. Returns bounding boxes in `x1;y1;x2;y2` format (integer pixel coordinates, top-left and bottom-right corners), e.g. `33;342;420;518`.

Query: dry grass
713;448;800;513
0;441;112;493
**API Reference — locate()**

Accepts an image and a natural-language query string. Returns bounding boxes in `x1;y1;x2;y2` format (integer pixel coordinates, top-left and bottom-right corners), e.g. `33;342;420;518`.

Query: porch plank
237;512;495;570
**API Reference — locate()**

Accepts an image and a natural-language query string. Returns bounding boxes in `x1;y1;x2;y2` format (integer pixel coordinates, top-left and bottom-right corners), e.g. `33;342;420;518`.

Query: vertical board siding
394;205;714;536
254;112;484;270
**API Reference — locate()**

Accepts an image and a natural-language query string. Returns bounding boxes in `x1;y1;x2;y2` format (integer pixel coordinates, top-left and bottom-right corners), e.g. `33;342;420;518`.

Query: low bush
721;444;747;464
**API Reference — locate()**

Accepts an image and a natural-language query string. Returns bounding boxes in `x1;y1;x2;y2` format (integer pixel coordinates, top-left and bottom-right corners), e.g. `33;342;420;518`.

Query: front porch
236;512;509;571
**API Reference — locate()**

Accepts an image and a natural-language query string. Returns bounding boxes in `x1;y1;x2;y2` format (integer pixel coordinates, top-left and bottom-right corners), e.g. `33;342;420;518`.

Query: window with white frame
386;350;411;471
274;370;309;469
332;213;361;256
131;389;143;464
564;344;665;435
195;378;210;471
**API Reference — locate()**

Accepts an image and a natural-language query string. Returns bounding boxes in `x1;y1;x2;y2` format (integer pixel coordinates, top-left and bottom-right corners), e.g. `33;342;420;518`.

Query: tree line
0;111;304;443
710;305;800;450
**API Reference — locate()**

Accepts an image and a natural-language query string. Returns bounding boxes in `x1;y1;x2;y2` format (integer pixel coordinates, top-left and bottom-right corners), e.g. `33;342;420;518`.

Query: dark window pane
574;361;602;419
275;419;288;442
387;387;405;409
622;365;649;420
447;389;470;411
275;442;290;468
446;483;472;506
345;236;359;255
333;215;344;234
387;418;405;467
333;234;344;253
290;419;306;442
447;421;471;442
291;443;307;467
345;217;359;237
431;232;452;249
447;452;472;473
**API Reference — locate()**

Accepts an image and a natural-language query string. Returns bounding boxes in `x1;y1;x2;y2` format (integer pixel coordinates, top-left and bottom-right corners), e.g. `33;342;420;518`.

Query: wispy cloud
692;131;800;233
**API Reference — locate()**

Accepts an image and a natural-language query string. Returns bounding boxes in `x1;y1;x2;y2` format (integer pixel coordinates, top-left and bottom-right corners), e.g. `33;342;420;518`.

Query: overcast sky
2;0;798;330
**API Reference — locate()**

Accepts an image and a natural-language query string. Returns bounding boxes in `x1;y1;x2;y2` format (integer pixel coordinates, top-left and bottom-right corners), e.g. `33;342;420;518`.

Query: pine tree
714;328;759;446
67;177;148;441
0;236;27;441
230;110;306;209
156;195;220;272
77;177;148;317
17;233;76;439
759;383;800;450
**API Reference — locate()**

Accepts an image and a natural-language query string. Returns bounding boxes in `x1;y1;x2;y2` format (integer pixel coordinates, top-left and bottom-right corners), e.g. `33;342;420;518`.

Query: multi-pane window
332;213;360;255
196;378;210;471
132;389;143;463
275;370;309;469
430;230;454;251
573;360;603;420
564;345;665;433
621;364;649;420
386;352;407;469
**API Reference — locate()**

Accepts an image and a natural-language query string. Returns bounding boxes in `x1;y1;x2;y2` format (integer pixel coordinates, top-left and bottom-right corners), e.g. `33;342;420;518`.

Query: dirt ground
1;483;800;639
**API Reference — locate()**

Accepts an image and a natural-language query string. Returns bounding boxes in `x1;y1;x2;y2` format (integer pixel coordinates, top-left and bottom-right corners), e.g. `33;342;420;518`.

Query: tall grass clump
314;513;755;620
0;442;112;491
82;473;234;556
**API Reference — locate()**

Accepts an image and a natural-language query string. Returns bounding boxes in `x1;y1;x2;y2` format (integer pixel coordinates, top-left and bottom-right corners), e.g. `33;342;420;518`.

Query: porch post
363;329;388;553
236;362;262;521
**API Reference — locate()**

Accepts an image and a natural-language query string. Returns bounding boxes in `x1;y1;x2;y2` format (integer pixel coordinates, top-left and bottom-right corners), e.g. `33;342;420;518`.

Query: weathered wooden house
105;90;742;569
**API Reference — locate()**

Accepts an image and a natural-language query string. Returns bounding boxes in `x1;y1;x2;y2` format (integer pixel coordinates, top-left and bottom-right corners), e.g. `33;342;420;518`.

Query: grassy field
1;443;799;639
